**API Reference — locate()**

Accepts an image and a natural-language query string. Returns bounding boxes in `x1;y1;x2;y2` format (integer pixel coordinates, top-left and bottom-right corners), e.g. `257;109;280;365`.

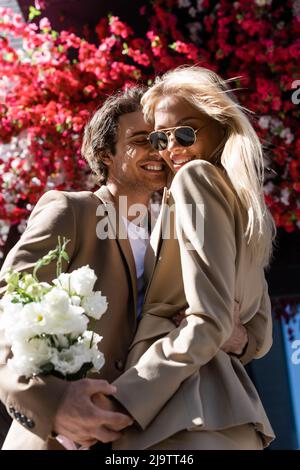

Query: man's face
106;111;168;195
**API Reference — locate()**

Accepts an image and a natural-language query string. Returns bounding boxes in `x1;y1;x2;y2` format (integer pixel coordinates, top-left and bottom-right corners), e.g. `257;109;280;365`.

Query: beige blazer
113;160;275;450
0;187;138;450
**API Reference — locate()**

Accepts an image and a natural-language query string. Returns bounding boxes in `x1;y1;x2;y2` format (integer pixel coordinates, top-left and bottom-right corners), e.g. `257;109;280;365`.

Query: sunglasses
148;125;206;151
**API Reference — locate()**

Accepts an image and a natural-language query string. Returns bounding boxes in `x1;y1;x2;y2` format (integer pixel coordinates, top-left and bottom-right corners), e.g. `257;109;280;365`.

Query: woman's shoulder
170;160;235;204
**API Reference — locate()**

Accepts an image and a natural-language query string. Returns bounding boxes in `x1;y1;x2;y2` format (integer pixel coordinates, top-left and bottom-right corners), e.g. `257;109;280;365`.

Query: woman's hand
172;304;248;357
222;302;248;356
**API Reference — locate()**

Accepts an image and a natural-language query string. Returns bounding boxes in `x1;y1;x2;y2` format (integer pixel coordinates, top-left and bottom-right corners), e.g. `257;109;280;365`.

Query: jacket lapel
94;186;138;317
143;187;169;302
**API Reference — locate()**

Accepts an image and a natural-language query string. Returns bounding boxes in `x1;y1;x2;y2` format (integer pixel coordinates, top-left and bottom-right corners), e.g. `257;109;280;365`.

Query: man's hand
92;392;133;429
53;378;134;448
222;303;248;356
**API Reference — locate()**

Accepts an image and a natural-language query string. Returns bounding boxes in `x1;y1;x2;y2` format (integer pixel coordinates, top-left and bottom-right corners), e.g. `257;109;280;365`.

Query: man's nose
149;145;160;158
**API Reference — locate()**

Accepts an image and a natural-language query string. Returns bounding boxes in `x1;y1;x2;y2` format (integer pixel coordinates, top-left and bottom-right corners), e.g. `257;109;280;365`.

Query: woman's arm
113;161;238;429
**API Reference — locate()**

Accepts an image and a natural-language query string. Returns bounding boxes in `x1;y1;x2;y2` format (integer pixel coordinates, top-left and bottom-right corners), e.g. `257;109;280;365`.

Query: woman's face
153;95;225;173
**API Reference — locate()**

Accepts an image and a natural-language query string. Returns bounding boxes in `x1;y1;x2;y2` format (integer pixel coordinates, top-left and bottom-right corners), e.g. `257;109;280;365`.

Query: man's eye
132;139;149;146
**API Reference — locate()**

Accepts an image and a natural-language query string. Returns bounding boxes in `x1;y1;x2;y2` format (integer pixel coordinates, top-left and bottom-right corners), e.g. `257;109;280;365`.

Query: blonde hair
142;66;276;266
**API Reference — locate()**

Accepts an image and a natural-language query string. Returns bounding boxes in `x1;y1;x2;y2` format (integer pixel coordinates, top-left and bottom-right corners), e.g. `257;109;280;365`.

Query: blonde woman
111;66;276;450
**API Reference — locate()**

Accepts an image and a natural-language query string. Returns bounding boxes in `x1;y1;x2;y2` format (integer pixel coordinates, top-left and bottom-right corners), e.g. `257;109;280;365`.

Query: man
0;87;247;450
0;87;167;450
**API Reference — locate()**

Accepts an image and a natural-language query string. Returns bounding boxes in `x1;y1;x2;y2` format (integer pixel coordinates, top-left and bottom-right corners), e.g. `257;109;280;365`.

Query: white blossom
82;291;108;320
264;181;275;195
51;342;91;376
8;337;55;377
258;115;271;129
69;265;97;296
178;0;191;8
1;256;106;380
280;187;290;206
255;0;272;5
40;288;88;335
280;128;294;145
53;272;71;292
31;177;41;186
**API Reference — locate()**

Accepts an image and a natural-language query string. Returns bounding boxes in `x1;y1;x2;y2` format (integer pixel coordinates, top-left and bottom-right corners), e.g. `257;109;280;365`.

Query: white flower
197;0;204;11
52;342;91;376
1;259;106;379
258;115;271;129
90;348;105;372
70;295;81;306
51;334;69;349
7;302;48;341
31;177;41;186
17;220;27;234
280;188;290;206
264;182;274;195
0;297;22;336
40;289;87;336
81;330;102;346
255;0;272;5
69;266;97;296
280;128;294;145
53;272;71;291
188;7;197;18
8;337;55;378
43;287;70;316
82;291;108;320
81;331;105;371
178;0;191;8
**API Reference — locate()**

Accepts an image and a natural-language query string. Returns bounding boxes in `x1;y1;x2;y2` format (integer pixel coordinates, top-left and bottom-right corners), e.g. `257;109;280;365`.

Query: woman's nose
167;132;180;151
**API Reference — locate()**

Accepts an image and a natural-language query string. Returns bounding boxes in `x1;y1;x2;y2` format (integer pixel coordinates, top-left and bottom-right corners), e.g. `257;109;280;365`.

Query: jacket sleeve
238;278;272;365
113;160;237;429
0;190;76;440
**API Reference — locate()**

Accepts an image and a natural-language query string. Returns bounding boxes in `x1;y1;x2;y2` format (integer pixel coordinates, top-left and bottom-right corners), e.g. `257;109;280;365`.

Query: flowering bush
0;1;299;259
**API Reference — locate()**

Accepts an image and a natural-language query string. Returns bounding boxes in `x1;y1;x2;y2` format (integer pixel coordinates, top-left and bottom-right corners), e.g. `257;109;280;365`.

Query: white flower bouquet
0;237;108;381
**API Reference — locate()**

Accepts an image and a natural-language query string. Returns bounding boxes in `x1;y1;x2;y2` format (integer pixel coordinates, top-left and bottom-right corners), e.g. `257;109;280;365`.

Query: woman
112;66;276;450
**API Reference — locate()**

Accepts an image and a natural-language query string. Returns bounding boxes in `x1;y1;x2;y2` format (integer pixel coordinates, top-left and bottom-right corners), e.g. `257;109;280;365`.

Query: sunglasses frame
148;125;207;151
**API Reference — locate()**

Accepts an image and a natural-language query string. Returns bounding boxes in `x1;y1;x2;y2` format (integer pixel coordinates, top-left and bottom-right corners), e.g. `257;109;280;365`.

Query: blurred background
0;0;299;449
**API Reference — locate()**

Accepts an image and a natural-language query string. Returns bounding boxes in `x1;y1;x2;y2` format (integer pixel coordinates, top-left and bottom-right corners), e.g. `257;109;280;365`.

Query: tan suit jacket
0;187;138;450
113;160;275;450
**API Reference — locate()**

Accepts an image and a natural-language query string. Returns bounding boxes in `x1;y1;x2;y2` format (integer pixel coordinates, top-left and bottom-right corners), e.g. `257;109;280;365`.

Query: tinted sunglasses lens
175;127;196;147
149;131;168;150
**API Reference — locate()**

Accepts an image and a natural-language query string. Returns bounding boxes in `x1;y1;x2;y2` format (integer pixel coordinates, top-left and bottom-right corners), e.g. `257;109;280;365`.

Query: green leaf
28;6;42;21
61;251;69;262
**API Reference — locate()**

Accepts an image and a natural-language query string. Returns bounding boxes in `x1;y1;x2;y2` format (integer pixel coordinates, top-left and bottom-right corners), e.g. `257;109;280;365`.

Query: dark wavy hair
81;86;146;184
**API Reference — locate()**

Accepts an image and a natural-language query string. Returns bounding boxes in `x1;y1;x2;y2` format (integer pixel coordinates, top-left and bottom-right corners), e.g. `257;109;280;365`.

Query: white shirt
122;217;149;319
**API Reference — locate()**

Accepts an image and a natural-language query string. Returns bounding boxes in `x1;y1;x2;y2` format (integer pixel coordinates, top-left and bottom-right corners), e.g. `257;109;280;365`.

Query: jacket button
114;360;124;371
26;419;35;429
